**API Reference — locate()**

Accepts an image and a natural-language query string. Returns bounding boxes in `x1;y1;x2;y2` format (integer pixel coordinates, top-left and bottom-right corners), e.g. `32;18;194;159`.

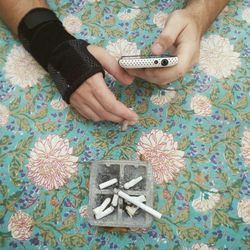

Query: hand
127;9;202;85
70;45;138;124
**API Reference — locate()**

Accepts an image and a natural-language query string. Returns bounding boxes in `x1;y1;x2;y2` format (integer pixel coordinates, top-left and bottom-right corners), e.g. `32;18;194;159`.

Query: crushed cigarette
95;206;115;220
111;194;119;207
116;189;162;219
121;108;135;132
93;197;111;215
124;176;143;189
125;205;140;217
121;120;129;132
99;178;118;189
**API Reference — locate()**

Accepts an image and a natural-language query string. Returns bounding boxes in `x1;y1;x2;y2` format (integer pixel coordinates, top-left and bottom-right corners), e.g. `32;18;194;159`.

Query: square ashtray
88;160;154;228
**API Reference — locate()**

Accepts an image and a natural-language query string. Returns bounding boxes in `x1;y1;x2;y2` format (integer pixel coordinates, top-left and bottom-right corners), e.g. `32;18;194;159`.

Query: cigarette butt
93;197;111;215
124;176;143;189
95;206;115;220
111;194;119;207
121;120;129;132
117;190;162;219
125;205;139;217
99;178;118;189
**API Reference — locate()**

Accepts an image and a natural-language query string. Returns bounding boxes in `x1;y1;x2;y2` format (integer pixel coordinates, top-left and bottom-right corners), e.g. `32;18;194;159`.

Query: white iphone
118;55;178;69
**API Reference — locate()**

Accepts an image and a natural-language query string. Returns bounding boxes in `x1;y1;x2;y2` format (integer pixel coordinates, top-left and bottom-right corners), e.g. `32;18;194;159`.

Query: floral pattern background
0;0;249;249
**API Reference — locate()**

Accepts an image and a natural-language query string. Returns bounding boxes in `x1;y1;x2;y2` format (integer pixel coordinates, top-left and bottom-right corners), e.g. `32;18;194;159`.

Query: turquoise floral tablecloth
0;0;250;249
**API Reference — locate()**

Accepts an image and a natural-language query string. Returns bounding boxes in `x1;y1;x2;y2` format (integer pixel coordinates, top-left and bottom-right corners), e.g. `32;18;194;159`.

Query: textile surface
0;0;249;249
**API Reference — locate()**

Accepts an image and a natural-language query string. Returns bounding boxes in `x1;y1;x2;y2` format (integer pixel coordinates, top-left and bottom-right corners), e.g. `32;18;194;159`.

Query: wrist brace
18;8;105;103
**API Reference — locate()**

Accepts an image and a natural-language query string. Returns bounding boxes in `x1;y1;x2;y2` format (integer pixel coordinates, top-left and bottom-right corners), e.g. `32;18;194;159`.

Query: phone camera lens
161;59;168;66
154;60;158;64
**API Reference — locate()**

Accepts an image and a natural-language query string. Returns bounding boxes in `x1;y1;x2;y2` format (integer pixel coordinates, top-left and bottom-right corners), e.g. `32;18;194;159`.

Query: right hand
70;45;138;124
126;9;201;86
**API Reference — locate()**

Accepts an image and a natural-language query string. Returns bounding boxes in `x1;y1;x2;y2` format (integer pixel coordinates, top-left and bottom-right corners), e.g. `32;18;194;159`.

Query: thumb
87;45;134;85
151;11;186;55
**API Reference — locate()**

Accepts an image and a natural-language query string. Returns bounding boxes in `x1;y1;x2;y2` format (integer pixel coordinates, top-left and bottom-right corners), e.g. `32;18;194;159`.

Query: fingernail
152;43;164;54
126;76;135;84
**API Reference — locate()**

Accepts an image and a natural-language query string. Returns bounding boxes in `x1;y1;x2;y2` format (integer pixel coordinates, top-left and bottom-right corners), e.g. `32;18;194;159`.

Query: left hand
127;9;202;86
70;45;138;123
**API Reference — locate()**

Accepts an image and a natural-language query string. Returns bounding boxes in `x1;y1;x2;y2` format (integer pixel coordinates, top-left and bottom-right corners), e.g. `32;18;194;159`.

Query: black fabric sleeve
18;8;105;103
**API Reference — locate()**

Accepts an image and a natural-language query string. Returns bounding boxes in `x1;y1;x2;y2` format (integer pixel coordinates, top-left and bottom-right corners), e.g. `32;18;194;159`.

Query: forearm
185;0;229;34
0;0;48;35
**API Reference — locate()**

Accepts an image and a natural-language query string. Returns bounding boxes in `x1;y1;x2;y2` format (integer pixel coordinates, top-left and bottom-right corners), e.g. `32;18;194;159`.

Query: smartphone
118;55;178;69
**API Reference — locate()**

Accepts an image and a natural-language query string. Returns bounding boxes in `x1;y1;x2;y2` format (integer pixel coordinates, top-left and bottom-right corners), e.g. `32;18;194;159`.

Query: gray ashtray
88;160;153;228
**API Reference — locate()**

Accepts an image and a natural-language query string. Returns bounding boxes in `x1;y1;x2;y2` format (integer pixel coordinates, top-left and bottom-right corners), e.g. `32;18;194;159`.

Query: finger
87;45;134;85
152;11;186;55
83;92;124;123
89;75;139;122
73;101;102;122
127;41;195;85
126;68;163;84
126;68;146;79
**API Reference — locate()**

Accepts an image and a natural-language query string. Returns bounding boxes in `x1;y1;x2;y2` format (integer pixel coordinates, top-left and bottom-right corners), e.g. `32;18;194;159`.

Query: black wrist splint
18;8;105;103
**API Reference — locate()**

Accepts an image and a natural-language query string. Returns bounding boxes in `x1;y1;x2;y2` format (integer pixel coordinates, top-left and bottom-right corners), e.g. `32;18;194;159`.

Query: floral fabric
0;0;250;249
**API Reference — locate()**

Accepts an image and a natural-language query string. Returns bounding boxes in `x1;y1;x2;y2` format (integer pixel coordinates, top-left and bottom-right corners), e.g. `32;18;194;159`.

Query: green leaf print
174;208;189;224
178;226;205;241
242;236;250;248
139;117;159;128
9;157;22;186
73;141;86;156
59;214;77;231
41;229;57;248
121;130;138;145
16;136;34;153
35;121;57;131
61;233;86;248
157;222;174;240
9;96;21;111
5;191;22;212
212;210;242;230
33;200;46;220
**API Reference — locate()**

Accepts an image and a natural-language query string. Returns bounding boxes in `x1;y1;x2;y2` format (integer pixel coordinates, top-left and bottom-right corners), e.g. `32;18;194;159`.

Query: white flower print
51;98;68;111
242;8;250;23
0;104;9;126
137;129;185;184
153;12;168;29
8;211;33;241
192;189;221;212
190;95;212;116
118;7;141;21
237;199;250;224
63;15;83;34
106;39;140;60
4;45;46;88
241;128;250;168
199;35;241;79
151;89;176;106
79;205;88;218
27;135;78;190
184;243;218;250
